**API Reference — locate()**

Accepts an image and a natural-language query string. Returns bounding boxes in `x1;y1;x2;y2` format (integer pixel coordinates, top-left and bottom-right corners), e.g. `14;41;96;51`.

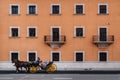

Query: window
99;27;107;41
51;27;61;41
75;4;84;14
10;51;19;62
28;4;37;14
27;27;37;37
51;51;60;61
75;51;84;61
10;4;20;14
74;26;84;37
99;51;108;62
27;51;37;61
51;4;61;14
98;4;108;14
10;27;20;37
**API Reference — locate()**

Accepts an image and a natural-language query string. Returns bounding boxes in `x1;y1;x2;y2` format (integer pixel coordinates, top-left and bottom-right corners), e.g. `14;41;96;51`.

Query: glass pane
52;5;59;14
52;53;59;61
100;5;107;14
11;53;18;62
100;52;107;61
100;28;107;41
12;28;18;37
29;53;36;61
53;28;59;41
11;6;18;14
76;28;83;37
29;28;36;37
76;5;83;14
29;6;36;14
76;53;83;61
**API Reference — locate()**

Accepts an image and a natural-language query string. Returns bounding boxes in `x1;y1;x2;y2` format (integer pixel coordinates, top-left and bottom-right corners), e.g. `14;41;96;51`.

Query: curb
0;70;120;74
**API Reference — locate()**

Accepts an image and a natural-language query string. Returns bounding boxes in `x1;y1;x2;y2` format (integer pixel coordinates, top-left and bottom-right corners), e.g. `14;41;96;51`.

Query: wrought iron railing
93;35;114;42
44;35;66;43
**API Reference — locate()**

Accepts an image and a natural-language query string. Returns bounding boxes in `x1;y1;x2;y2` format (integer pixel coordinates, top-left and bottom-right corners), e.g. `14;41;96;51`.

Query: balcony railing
44;35;66;48
93;35;114;48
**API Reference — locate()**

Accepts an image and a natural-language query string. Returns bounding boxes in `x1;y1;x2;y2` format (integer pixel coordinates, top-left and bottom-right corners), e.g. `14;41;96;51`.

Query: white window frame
27;26;37;37
10;51;20;62
74;51;84;62
98;3;108;14
51;51;61;62
98;51;108;62
27;51;37;61
50;4;61;14
9;26;20;37
74;26;85;37
51;26;61;41
10;4;20;14
74;4;85;14
27;4;38;14
98;26;108;41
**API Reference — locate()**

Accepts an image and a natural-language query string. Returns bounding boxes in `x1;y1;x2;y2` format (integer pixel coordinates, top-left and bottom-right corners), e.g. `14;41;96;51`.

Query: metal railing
44;35;66;43
93;35;114;42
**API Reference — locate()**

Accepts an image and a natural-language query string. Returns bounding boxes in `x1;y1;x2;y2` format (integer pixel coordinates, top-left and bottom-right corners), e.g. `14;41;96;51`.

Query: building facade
0;0;120;70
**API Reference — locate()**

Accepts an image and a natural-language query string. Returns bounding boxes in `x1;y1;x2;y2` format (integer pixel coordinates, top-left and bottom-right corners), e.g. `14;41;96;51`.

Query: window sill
26;14;38;16
9;14;21;16
26;37;38;38
50;13;62;16
73;36;85;38
98;61;107;62
9;37;21;38
97;13;109;15
74;61;84;62
73;13;85;15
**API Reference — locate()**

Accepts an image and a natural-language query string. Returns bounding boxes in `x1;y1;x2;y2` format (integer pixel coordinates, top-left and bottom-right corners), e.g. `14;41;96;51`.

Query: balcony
93;35;114;48
44;35;66;48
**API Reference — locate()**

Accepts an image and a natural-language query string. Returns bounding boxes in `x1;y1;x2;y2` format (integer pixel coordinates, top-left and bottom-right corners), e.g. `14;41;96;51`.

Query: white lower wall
54;62;120;71
0;62;15;70
0;62;120;71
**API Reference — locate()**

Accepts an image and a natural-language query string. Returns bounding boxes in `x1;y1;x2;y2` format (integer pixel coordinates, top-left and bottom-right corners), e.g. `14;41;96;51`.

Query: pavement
0;71;120;80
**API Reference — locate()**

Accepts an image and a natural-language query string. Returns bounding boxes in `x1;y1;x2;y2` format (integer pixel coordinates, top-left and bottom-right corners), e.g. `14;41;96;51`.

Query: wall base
0;62;120;71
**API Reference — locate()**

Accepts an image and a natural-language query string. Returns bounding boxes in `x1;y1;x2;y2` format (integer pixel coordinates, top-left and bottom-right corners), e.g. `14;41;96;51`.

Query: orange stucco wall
0;0;120;62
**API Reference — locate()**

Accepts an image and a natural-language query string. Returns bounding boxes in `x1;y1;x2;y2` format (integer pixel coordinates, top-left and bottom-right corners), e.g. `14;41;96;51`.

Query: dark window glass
100;28;107;41
76;28;83;37
29;6;36;14
76;52;83;61
76;5;83;14
53;28;59;41
52;53;59;61
11;53;18;62
99;52;107;61
29;53;36;61
29;28;36;37
99;5;107;14
11;28;18;37
11;6;18;14
52;5;60;14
